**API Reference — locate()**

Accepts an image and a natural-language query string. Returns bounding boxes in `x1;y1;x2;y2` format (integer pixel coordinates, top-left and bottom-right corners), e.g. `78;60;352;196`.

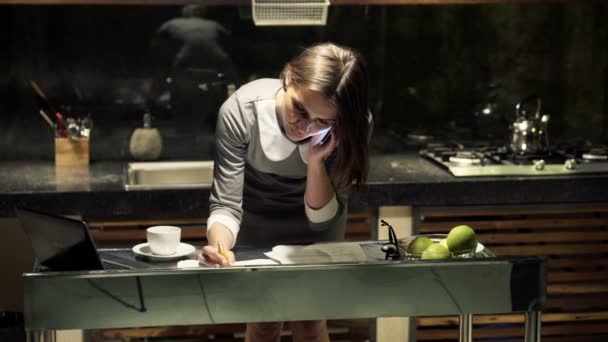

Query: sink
124;161;214;190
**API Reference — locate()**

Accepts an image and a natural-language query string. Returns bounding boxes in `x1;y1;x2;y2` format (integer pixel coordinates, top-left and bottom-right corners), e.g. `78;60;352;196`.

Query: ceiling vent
251;0;330;26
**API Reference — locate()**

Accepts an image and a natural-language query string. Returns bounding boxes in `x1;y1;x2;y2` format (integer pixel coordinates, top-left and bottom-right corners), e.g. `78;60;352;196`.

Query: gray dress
208;78;347;248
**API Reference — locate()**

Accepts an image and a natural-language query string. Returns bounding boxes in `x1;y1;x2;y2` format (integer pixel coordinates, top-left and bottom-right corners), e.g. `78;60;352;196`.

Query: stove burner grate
449;151;482;165
420;143;608;176
582;148;608;161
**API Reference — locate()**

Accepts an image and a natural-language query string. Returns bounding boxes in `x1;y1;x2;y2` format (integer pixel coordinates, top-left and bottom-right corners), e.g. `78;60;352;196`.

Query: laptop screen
15;206;104;271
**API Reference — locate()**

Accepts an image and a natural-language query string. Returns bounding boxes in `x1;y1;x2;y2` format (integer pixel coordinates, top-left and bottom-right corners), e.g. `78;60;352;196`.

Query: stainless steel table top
23;241;546;331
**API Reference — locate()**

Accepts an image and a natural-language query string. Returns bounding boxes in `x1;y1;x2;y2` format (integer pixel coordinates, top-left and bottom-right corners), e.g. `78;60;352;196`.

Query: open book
264;242;368;264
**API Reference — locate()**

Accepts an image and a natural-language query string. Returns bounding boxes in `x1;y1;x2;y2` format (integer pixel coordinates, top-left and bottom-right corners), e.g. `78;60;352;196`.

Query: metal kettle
510;96;550;154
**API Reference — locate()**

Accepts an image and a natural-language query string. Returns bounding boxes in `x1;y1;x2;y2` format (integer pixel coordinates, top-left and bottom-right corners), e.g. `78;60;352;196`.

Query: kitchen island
23;242;546;342
1;153;606;341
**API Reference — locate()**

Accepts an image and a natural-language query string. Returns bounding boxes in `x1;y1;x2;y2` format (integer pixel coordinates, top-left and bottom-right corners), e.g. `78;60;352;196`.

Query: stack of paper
264;242;368;264
233;259;279;266
177;258;278;268
175;242;368;268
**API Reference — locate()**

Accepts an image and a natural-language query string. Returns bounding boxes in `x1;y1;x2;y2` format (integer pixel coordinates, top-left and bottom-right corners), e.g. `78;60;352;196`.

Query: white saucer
132;242;196;260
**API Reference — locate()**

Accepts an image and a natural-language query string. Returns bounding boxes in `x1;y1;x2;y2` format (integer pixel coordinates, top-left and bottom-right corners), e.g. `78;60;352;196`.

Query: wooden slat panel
504;322;608;336
417;322;608;340
91;324;245;339
90;229;206;242
489;243;608;256
420;334;608;342
345;223;372;234
420;217;608;232
417;311;608;326
90;219;371;242
89;219;369;244
89;218;206;228
478;231;608;244
420;206;608;218
548;271;608;283
91;320;369;341
346;212;371;220
546;295;608;311
549;284;608;295
89;213;370;229
345;235;371;242
548;258;608;270
537;336;608;342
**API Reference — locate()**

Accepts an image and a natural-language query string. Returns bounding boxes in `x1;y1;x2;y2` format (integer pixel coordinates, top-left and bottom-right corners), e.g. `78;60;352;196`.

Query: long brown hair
280;42;370;193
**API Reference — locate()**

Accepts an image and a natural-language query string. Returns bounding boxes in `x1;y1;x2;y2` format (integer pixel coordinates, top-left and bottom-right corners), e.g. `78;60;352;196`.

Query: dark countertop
1;154;608;219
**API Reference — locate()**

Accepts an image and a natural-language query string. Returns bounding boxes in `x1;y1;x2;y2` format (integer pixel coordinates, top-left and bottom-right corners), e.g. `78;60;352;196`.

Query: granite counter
1;154;607;219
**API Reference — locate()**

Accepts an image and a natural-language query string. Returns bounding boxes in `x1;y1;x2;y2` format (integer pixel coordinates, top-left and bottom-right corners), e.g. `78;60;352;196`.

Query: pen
217;242;229;261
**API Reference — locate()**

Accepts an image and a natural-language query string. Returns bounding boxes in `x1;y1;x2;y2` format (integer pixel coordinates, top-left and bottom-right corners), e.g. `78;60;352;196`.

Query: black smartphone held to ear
312;126;333;148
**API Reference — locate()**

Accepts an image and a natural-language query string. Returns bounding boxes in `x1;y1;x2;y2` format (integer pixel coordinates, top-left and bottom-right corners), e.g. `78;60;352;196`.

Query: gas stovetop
420;143;608;177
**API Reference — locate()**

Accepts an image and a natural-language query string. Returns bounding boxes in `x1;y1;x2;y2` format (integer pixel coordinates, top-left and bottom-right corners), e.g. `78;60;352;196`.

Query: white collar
257;99;310;164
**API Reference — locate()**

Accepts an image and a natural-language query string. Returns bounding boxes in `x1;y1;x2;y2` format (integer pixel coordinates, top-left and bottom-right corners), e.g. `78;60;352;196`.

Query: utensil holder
55;137;89;166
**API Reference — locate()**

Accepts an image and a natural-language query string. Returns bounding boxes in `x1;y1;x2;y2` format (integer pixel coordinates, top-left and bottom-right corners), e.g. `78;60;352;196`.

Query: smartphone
312;126;333;148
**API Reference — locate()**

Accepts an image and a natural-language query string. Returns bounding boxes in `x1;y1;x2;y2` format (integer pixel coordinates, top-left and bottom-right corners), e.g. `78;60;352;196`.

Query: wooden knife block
55;137;90;166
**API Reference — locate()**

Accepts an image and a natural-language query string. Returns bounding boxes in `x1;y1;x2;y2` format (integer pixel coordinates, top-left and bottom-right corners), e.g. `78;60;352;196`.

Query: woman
200;42;372;342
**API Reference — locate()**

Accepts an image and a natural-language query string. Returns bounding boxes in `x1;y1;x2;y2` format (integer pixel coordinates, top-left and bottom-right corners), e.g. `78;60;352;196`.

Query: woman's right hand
199;245;235;267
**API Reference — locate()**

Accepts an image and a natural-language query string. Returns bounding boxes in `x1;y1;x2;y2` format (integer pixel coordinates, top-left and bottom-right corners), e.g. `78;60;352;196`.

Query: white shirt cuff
305;193;339;223
206;213;240;248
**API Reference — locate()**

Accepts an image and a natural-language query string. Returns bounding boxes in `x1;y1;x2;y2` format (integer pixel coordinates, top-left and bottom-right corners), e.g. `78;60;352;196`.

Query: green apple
421;243;451;260
447;225;476;252
407;236;434;256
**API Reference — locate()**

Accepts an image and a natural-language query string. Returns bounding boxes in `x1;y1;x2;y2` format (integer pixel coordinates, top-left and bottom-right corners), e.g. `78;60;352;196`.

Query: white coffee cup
146;226;181;255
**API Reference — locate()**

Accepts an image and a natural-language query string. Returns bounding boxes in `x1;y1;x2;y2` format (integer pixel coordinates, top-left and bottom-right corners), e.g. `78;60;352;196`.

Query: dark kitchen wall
0;3;607;161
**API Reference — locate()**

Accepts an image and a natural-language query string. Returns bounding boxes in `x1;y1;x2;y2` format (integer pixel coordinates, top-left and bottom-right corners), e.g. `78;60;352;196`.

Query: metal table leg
525;311;542;342
27;330;56;342
459;314;472;342
375;206;416;342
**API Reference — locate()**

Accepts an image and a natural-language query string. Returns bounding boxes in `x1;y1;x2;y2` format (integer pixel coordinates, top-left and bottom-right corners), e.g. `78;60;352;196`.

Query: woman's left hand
308;129;336;165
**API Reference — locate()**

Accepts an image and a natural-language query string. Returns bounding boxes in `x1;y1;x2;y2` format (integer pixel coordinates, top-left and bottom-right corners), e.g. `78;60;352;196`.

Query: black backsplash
1;3;607;161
